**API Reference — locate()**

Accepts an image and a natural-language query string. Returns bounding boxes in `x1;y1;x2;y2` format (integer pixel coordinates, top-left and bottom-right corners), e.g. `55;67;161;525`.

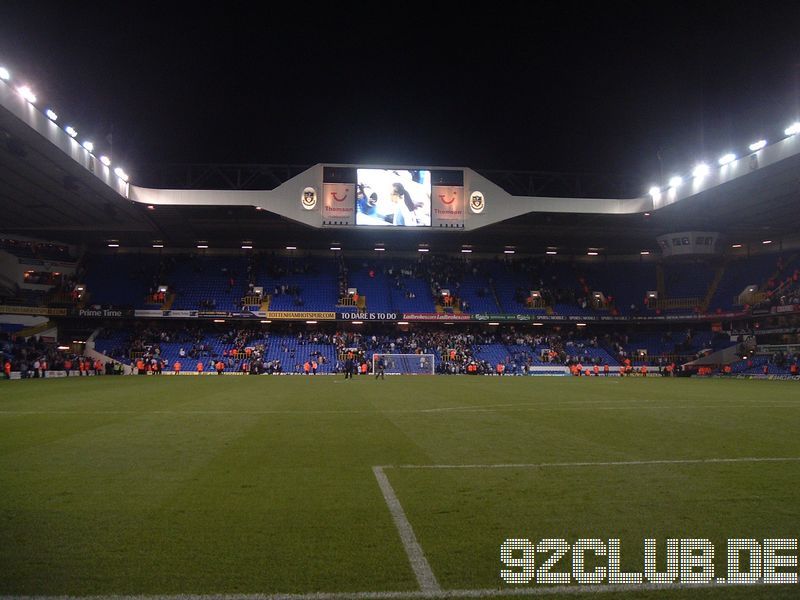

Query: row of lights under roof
108;241;301;249
0;63;130;182
106;241;655;255
206;319;587;327
67;314;579;328
124;242;776;253
649;121;800;199
731;240;775;248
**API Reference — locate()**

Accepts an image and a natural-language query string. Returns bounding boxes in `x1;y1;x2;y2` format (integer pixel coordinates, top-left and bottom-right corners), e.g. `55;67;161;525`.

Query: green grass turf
0;375;799;599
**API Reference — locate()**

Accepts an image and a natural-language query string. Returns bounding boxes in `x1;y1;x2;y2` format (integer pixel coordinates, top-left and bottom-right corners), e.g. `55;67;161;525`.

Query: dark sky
1;2;799;190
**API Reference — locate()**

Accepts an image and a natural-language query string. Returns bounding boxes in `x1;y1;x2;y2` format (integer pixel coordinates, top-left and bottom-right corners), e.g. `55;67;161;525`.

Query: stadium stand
346;259;394;313
0;238;74;261
84;253;167;308
3;245;800;381
92;323;751;376
259;255;339;312
170;255;250;312
707;254;781;312
13;250;797;319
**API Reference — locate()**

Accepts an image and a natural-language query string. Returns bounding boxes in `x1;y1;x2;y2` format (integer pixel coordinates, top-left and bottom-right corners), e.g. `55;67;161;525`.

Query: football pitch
1;375;799;599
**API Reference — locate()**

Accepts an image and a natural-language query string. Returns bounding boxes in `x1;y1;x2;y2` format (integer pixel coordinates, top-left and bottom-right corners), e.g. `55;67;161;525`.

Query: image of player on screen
389;182;424;226
356;184;379;218
355;169;431;226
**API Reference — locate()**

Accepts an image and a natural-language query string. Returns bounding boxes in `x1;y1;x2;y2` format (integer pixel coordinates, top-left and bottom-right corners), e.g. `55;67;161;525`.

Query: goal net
372;353;435;375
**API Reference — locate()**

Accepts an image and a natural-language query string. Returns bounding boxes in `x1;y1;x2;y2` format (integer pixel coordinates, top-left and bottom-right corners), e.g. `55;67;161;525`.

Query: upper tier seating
80;252;790;317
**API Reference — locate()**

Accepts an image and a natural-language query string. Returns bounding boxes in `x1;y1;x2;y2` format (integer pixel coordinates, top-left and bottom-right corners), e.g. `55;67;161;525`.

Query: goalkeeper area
1;376;799;599
373;353;435;375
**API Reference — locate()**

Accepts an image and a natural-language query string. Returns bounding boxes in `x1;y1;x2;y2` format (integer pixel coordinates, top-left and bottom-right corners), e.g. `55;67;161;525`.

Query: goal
372;353;436;375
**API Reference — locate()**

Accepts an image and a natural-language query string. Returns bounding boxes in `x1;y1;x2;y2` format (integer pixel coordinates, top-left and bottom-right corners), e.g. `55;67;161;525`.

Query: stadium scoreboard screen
320;166;468;228
356;169;431;227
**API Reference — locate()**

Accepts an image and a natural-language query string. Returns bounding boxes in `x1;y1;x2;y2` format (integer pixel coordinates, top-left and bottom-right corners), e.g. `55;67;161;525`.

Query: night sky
1;2;799;191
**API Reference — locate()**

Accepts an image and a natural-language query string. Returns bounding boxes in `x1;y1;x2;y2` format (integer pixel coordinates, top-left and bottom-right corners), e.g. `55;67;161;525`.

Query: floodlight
17;86;36;103
692;163;710;178
785;122;800;136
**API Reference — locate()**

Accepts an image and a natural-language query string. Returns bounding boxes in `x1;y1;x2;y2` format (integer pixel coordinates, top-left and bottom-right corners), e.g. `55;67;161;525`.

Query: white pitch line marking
1;403;799;416
0;580;791;600
372;466;441;593
384;456;800;470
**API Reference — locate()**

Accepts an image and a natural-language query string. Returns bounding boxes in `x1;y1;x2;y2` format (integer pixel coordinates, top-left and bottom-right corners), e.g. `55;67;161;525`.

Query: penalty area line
372;466;441;593
382;456;800;470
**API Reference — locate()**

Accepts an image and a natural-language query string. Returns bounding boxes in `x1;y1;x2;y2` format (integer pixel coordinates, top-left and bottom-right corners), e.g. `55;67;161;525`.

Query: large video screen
355;169;431;227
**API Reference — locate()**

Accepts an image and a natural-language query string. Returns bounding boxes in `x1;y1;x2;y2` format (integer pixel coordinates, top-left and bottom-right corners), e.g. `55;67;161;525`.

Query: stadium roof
2;146;799;256
1;75;800;255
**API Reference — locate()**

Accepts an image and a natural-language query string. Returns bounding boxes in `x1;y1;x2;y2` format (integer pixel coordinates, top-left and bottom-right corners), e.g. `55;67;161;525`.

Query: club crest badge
469;191;485;214
301;187;317;210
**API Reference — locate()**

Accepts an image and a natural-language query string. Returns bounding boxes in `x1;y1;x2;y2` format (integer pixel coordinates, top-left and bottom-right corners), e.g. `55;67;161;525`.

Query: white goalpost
372;353;436;375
